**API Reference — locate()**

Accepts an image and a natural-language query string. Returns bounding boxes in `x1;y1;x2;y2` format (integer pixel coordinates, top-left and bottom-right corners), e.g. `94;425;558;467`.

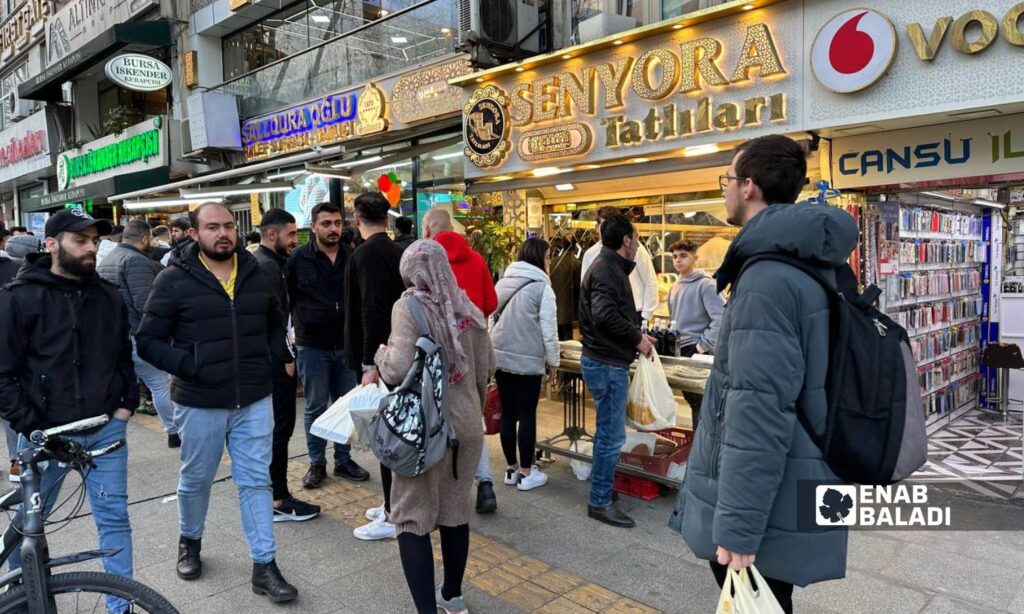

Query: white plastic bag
626;350;677;431
569;441;593;480
310;383;389;445
715;567;786;614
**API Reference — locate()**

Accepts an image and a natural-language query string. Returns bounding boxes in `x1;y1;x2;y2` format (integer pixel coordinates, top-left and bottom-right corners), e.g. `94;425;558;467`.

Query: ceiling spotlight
742;3;755;10
379;9;389;16
561;54;572;60
672;23;684;30
311;15;330;23
554;183;575;191
613;40;624;45
683;144;719;157
631;158;649;164
533;167;562;177
515;66;524;72
441;27;451;34
343;185;351;191
475;77;484;83
391;36;408;44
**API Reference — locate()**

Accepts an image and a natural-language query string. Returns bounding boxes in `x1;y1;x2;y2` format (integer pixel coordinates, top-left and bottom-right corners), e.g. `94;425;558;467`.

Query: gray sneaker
435;585;468;614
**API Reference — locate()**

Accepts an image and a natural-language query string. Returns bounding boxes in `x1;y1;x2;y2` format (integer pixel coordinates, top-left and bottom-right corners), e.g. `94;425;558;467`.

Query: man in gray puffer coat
97;219;179;445
669;135;857;613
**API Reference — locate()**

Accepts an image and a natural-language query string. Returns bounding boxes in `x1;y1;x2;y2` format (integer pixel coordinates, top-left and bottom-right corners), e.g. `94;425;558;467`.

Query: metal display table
536;341;712;489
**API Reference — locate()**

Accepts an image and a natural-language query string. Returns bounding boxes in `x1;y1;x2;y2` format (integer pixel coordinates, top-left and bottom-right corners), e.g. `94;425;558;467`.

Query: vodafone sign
811;9;897;94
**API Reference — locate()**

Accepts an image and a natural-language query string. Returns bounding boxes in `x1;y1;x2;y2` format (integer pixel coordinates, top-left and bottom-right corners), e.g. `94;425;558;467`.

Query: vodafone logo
811;9;897;94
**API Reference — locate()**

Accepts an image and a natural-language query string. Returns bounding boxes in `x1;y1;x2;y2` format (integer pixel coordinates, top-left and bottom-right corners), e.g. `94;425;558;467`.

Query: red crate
613;472;661;501
618;427;693;476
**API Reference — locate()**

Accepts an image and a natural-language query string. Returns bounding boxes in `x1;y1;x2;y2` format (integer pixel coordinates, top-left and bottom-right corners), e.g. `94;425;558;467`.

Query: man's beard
316;231;339;246
199;239;235;261
273;238;292;258
57;244;96;277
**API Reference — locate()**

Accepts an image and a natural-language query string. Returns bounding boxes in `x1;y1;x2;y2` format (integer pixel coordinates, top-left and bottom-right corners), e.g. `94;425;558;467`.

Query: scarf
400;240;485;381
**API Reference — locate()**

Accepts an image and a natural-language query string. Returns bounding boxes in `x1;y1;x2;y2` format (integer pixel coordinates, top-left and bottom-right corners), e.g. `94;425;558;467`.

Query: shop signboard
0;110;54;184
104;54;172;92
45;0;159;67
241;55;474;162
56;116;166;191
0;0;50;69
831;113;1024;189
460;1;802;178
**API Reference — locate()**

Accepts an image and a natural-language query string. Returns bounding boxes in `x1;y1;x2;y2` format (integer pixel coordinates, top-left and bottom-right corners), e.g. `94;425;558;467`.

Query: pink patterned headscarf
400;240;485;381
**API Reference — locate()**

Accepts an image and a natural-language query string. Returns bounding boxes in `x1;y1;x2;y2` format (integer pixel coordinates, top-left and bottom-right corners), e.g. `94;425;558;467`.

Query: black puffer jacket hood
0;254;138;434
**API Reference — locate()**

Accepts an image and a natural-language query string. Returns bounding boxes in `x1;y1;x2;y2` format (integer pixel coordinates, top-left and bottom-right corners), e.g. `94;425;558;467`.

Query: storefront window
222;0;420;80
97;85;167;130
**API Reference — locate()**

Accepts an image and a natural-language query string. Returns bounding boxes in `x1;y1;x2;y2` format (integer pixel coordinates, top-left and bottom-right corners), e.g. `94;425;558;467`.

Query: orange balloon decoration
386;184;401;206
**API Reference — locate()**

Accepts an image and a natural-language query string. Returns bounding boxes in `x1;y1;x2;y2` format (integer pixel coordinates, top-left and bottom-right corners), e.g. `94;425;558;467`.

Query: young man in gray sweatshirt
667;240;725;430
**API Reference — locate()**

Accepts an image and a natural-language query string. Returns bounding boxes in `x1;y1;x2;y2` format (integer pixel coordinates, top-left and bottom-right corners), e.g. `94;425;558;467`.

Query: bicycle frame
0;445;117;613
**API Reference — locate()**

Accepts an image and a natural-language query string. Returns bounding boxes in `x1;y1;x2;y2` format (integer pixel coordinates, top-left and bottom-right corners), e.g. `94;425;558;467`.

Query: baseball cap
44;208;113;239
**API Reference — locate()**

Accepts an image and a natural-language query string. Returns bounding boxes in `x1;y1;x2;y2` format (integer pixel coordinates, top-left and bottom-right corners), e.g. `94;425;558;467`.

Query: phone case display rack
863;201;987;423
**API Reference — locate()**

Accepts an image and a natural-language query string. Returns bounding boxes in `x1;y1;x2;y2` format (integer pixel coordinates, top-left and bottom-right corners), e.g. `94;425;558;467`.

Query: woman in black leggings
490;239;561;491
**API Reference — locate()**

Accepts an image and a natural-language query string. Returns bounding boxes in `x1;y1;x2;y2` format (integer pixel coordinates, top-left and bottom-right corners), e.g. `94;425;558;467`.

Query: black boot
176;536;202;580
476;481;497;514
252;559;298;603
587;502;636;528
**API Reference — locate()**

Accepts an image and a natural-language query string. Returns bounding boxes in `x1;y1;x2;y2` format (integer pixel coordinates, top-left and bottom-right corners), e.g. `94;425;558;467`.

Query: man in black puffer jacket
0;209;138;611
136;202;297;604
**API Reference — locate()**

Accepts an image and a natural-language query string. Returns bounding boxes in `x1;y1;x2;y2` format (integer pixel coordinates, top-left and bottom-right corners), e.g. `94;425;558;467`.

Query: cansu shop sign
463;16;795;172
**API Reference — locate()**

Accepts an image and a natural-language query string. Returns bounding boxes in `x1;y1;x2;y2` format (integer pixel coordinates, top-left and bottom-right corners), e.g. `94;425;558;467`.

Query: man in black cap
0;208;138;613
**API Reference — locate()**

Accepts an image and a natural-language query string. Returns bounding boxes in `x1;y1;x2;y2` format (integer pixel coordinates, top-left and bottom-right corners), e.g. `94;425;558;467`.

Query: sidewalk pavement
3;412;1024;613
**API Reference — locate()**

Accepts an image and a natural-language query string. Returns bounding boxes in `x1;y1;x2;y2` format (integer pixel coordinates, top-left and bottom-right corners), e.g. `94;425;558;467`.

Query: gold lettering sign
631;49;680;101
391;59;473;124
517;123;593;162
356;83;389;136
0;0;50;66
1003;1;1024;46
182;51;198;89
679;38;728;94
228;0;251;10
950;10;999;54
907;17;953;61
729;23;786;82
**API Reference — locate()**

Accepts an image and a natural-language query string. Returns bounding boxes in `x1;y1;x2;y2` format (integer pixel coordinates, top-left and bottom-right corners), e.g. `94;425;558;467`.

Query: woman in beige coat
375;240;495;614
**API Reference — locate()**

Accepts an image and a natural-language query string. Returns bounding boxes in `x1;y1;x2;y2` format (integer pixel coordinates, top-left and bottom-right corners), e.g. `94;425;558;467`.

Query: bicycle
0;415;179;613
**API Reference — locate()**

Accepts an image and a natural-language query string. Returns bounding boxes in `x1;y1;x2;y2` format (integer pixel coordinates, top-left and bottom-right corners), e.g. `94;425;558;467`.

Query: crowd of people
0;135;852;613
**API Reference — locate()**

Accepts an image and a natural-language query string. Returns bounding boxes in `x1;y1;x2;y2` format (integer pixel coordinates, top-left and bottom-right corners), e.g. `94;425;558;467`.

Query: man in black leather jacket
579;214;655;529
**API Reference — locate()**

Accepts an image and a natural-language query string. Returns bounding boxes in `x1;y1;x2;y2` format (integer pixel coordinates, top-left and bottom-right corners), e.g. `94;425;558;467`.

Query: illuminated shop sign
461;12;796;174
241;83;389;161
0;0;50;67
57;117;166;190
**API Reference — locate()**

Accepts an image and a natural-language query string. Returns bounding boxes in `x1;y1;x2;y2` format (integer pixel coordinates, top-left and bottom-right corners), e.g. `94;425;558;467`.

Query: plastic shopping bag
626;350;677;431
311;383;389;445
569;441;593;481
715;566;786;614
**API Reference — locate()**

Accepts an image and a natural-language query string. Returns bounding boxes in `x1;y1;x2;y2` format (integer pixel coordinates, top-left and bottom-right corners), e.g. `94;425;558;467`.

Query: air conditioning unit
458;0;539;56
3;92;34;121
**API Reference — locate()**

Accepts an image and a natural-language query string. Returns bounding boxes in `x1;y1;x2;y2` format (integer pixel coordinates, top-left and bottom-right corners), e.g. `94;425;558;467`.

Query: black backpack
736;254;927;485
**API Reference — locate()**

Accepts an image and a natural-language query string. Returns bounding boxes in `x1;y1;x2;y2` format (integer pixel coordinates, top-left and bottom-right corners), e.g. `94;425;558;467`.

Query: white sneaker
517;467;548;491
503;468;521;485
365;504;386;522
353;516;397;541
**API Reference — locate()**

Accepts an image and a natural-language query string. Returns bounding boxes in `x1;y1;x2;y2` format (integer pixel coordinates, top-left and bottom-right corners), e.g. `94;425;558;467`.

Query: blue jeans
176;396;275;563
131;337;177;434
581;356;629;507
11;417;132;613
2;419;17;461
296;347;357;466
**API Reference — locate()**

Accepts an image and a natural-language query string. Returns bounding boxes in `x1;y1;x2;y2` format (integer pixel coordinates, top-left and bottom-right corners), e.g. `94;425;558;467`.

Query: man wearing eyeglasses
669;135;855;613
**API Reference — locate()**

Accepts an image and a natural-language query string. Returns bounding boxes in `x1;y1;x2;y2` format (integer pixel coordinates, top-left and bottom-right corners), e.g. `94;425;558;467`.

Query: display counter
537;341;712;489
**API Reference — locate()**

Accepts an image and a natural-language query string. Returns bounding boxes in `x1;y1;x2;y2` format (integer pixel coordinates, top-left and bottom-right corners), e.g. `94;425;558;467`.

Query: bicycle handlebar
23;415;124;470
29;415;110;445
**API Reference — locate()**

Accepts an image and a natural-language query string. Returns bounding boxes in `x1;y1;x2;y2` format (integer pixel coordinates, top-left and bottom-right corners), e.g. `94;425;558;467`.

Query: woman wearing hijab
375;240;495;614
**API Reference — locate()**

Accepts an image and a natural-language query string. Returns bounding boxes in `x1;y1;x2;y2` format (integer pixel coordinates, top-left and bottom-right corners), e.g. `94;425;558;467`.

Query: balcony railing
211;0;460;119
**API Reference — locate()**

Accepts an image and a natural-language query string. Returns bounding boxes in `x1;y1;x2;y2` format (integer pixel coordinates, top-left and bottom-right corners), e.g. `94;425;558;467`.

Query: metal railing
209;0;460;119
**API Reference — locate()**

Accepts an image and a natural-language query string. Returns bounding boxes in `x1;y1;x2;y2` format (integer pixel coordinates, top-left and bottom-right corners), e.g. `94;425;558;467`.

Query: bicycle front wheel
0;571;179;613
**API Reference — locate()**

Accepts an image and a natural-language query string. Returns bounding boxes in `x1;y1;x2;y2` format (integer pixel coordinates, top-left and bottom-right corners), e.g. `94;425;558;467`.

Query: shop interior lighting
672;23;684;29
180;182;294;199
631;158;650;164
742;3;755;10
555;183;575;191
432;149;465;160
266;169;307;180
973;198;1005;209
665;198;726;212
391;36;408;44
304;164;351;179
475;77;484;83
561;54;572;60
515;67;525;72
343;185;351;192
491;175;514;181
332;155;382;169
613;40;624;45
311;15;330;23
683;144;719;157
533;167;563;177
123;197;225;209
440;27;451;34
370;160;413;169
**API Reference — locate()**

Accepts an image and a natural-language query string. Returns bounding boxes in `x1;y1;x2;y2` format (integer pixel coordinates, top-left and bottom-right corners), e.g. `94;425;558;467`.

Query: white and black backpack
369;297;459;478
736;254;928;485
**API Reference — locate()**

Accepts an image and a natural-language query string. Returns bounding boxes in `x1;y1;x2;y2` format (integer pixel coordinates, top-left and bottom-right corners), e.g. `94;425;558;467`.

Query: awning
21;167;170;212
19;20;173;102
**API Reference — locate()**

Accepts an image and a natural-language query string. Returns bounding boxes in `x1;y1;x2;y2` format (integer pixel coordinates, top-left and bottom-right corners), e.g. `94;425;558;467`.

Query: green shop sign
57;117;166;191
